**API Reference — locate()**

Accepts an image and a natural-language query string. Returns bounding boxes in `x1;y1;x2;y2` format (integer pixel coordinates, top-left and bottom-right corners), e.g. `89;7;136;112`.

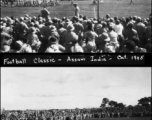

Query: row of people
1;106;151;120
0;0;60;7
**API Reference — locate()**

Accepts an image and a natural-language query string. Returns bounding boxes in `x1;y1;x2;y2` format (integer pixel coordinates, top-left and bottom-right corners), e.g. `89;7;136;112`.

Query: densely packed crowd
0;0;60;7
1;105;151;120
1;11;151;53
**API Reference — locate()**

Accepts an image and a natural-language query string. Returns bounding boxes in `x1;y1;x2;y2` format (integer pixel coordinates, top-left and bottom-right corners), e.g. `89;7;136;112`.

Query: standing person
10;0;14;7
73;16;84;40
55;0;59;6
41;7;50;22
71;0;73;5
15;0;19;6
30;0;34;6
32;0;37;6
124;22;138;40
21;0;25;6
96;32;110;53
17;0;22;6
4;0;9;7
134;17;146;46
18;0;23;6
58;22;67;45
42;0;47;7
108;23;119;50
73;3;80;18
130;0;134;4
63;24;78;52
83;22;98;46
114;20;124;36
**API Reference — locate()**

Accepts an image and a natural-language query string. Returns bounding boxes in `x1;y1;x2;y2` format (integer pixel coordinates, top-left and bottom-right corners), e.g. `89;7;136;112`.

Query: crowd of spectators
1;105;151;120
1;12;151;53
0;0;60;7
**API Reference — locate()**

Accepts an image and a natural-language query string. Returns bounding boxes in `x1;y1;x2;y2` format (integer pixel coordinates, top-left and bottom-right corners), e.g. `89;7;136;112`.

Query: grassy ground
85;118;151;120
1;0;151;19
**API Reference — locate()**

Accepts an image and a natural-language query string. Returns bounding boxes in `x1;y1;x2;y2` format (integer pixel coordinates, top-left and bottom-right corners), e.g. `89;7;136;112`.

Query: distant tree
109;100;118;107
127;105;134;109
100;98;110;108
138;97;151;107
134;104;141;109
100;103;105;108
117;103;125;109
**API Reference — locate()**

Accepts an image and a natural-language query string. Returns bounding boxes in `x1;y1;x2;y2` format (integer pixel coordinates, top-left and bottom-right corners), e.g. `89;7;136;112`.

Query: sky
1;67;151;110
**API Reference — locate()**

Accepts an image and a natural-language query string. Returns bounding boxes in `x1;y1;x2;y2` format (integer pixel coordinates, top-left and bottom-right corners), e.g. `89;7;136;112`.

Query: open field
1;0;151;19
85;118;151;120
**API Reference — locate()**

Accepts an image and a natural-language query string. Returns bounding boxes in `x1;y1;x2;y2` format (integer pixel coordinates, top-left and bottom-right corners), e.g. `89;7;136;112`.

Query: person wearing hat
70;32;84;53
27;27;40;50
63;24;78;51
39;20;54;52
83;22;98;44
94;23;102;35
106;14;110;21
41;7;50;22
52;17;59;29
124;22;138;40
58;22;67;45
14;17;29;41
134;17;146;46
46;25;59;40
99;22;108;34
45;35;65;53
73;16;84;37
96;32;110;53
73;3;80;18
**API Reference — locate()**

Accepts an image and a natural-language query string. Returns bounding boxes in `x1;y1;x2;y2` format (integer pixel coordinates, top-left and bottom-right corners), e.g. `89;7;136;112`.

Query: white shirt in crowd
114;23;124;35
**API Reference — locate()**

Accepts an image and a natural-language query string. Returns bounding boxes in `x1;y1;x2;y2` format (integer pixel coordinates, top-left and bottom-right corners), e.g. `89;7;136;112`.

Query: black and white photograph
1;67;151;120
0;0;151;53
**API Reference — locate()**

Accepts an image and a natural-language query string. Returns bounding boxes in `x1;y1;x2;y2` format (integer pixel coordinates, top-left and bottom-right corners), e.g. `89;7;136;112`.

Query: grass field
1;0;151;19
85;118;151;120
